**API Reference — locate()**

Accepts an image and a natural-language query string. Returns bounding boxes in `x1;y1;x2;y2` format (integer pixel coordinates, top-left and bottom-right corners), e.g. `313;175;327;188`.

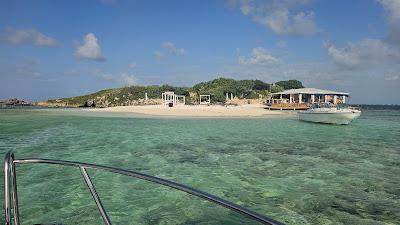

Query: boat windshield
310;103;335;109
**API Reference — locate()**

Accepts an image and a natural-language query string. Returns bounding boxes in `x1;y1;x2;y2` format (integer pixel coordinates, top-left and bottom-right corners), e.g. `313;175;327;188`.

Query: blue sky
1;0;399;104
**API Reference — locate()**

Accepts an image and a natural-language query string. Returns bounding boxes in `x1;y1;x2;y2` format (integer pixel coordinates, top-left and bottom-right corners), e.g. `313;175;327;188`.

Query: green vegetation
44;77;303;107
275;80;304;90
192;78;272;102
46;85;191;107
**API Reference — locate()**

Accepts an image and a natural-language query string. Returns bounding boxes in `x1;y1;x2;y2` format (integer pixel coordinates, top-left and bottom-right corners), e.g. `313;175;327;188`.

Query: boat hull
298;111;361;125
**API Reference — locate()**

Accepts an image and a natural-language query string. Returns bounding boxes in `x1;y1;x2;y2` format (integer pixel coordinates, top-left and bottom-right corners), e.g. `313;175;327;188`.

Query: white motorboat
298;104;361;125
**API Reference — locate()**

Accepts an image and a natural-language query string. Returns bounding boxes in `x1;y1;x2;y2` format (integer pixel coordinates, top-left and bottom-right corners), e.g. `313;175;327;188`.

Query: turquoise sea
0;108;399;225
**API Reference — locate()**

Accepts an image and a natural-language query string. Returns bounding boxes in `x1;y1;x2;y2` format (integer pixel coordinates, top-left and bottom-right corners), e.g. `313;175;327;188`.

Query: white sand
85;104;287;117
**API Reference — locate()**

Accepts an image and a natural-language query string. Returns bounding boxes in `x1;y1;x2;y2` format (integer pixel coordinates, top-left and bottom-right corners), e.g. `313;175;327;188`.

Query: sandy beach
85;104;287;117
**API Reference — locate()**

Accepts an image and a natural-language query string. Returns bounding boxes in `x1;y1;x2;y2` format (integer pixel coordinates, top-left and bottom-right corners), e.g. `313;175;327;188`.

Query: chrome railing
4;151;284;225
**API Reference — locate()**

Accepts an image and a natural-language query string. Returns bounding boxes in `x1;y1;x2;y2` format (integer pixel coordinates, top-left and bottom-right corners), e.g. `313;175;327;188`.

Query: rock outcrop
35;100;80;108
0;98;31;106
81;99;96;107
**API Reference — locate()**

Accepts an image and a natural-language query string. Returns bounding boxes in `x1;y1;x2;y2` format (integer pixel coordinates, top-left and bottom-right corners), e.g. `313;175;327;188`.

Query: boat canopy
270;88;350;96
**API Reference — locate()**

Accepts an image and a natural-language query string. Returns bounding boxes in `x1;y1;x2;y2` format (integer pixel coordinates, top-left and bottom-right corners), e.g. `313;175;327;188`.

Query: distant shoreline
82;104;290;117
2;104;399;111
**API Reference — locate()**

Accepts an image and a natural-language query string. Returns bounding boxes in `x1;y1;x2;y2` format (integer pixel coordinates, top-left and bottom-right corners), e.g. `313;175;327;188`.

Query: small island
33;78;304;117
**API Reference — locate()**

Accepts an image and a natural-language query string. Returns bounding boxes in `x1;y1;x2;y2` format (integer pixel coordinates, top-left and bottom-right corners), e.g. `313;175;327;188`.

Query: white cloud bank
221;1;399;103
325;1;400;69
0;27;58;47
378;0;400;21
325;39;400;68
231;0;317;36
75;33;105;61
379;0;400;45
239;47;279;65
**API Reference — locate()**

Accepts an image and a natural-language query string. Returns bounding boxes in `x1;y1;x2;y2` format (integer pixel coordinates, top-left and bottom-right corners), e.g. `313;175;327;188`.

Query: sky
0;0;399;104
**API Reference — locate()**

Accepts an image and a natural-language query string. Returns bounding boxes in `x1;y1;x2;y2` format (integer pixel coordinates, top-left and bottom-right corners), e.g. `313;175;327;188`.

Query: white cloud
128;62;137;68
154;41;185;60
290;11;316;35
239;47;279;65
276;40;287;48
120;74;136;86
385;24;400;44
378;0;400;22
325;0;400;70
223;60;400;104
154;51;164;59
385;74;399;81
264;9;290;35
99;73;113;81
0;27;58;47
75;33;105;61
233;0;317;36
98;72;136;86
378;0;400;45
325;39;400;68
162;41;185;55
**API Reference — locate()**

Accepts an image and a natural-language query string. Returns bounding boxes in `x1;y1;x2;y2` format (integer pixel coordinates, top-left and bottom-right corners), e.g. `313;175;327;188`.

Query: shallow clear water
0;109;399;225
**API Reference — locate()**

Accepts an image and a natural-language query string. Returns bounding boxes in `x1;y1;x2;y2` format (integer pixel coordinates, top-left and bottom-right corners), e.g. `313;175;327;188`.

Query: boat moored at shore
298;104;361;125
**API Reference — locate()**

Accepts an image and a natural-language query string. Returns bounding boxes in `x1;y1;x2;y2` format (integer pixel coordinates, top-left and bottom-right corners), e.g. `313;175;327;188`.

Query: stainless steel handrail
4;151;284;225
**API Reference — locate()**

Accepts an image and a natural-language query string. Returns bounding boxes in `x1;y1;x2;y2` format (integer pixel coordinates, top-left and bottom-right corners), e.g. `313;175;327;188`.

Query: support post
10;157;20;225
4;152;11;225
4;151;20;225
311;95;315;103
299;94;302;104
174;94;176;106
80;167;112;225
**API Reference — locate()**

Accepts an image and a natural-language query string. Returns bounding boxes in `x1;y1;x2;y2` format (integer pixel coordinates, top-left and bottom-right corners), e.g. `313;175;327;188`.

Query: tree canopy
275;80;304;90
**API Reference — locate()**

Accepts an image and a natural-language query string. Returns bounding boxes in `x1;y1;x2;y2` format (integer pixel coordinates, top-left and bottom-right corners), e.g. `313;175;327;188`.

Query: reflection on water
0;109;399;225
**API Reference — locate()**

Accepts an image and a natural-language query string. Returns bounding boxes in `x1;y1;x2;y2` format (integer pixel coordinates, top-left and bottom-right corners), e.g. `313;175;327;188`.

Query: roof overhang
270;88;350;96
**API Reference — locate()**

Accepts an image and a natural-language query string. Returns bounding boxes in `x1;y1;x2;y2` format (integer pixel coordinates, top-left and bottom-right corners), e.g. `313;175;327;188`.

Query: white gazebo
162;92;185;106
199;95;211;105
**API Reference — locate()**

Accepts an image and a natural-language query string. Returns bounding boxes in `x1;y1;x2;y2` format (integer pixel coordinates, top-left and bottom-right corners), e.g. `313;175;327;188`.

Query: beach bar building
266;88;349;110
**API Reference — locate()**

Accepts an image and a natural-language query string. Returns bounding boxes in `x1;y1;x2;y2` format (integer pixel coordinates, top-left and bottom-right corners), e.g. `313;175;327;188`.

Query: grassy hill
39;78;303;107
